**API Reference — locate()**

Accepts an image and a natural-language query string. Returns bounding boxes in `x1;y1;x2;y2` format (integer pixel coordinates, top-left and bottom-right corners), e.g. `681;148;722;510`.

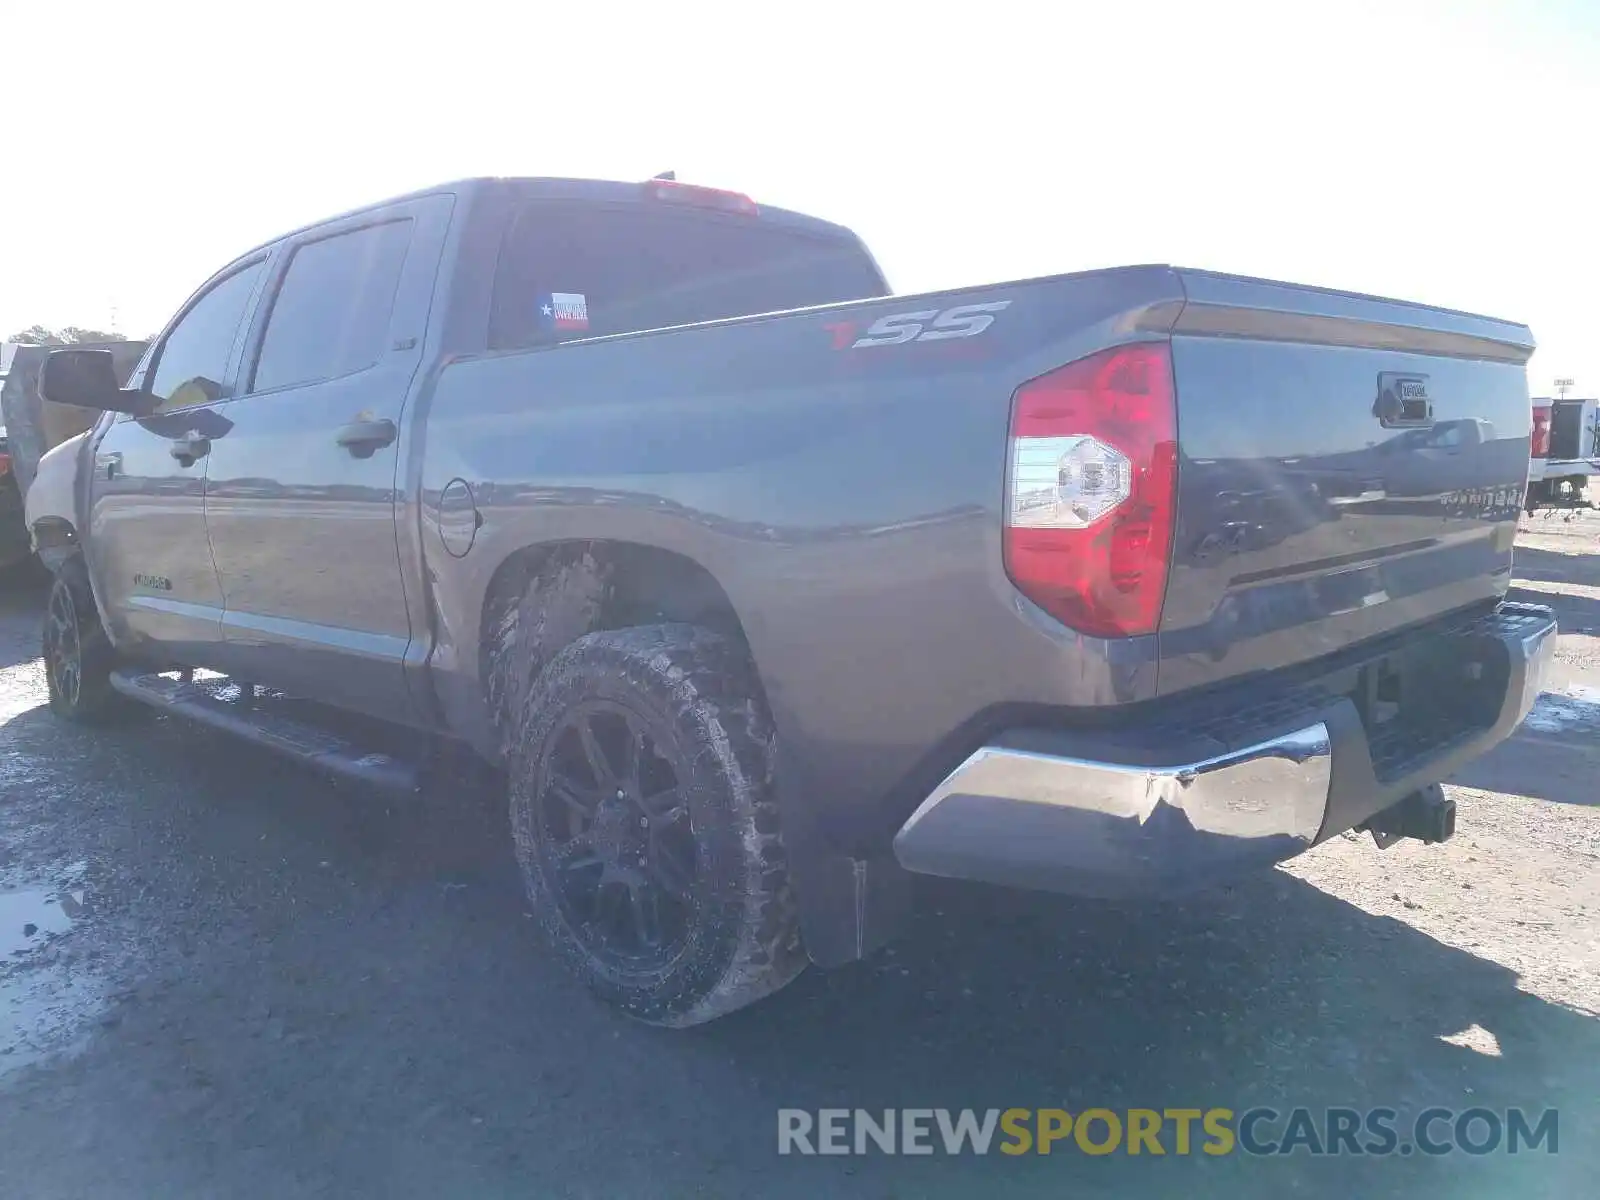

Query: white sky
3;0;1595;394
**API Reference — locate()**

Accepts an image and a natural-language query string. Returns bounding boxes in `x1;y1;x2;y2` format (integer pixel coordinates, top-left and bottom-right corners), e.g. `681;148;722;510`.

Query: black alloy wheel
534;698;699;970
507;624;804;1026
42;559;119;721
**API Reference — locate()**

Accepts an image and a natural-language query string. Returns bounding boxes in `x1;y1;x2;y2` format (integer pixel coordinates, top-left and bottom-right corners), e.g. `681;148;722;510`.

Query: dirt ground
0;517;1596;1198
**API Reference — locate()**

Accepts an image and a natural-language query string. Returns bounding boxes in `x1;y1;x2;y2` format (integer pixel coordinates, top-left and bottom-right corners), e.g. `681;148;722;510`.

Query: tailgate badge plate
1375;372;1433;427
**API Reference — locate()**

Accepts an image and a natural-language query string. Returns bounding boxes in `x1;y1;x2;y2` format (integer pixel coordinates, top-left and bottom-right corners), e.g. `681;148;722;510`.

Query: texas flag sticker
540;292;589;333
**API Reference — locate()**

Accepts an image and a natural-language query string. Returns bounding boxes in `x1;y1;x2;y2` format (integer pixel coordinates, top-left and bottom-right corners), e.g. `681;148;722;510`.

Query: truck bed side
416;267;1189;853
413;262;1535;920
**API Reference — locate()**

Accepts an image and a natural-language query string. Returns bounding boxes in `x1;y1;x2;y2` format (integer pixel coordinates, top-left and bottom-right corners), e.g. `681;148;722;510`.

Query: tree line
7;325;131;346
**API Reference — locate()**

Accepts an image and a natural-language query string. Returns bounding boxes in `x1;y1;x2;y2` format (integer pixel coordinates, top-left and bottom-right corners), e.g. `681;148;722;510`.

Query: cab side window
250;220;413;394
147;261;265;411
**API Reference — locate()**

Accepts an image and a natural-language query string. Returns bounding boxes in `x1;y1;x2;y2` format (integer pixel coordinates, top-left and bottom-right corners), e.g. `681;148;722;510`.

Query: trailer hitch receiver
1361;783;1457;849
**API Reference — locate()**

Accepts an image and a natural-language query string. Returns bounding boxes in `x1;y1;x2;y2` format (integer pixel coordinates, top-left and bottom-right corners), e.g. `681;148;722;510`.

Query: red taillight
1531;405;1552;458
1003;343;1178;638
642;178;759;216
0;453;10;478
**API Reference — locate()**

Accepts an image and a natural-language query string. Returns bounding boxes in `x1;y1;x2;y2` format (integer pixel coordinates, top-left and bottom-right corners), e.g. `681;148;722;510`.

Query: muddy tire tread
506;622;805;1026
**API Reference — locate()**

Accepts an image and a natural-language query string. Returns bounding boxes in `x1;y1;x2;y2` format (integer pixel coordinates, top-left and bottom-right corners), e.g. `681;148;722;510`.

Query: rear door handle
168;433;210;466
335;418;397;458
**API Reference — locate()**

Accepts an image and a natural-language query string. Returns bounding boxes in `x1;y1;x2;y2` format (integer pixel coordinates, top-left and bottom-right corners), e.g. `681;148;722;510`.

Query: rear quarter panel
417;268;1187;846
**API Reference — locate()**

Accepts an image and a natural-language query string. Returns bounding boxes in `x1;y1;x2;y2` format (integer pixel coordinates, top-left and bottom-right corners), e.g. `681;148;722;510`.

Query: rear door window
489;202;885;349
251;220;413;393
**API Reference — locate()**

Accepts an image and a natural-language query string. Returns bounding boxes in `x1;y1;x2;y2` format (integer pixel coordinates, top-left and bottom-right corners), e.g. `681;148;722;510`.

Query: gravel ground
1;520;1597;1198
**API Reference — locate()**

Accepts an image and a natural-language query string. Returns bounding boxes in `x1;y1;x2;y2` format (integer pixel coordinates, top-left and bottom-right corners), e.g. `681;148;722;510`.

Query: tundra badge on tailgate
1374;372;1432;426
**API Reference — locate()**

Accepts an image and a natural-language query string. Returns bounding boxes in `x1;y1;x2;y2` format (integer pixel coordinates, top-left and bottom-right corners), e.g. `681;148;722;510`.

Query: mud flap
775;747;913;967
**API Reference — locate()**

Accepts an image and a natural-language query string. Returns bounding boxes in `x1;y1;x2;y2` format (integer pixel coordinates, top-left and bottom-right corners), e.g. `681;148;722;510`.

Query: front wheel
42;558;120;722
507;624;805;1026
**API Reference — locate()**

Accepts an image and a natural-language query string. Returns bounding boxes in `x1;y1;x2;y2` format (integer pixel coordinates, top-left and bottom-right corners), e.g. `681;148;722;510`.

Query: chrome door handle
334;418;397;458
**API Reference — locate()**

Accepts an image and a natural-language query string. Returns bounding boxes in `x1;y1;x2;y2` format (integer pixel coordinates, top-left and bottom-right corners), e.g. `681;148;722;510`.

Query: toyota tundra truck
28;175;1555;1025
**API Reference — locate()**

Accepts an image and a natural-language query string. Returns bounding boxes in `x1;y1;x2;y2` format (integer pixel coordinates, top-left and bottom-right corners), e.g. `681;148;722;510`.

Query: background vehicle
0;338;146;571
0;421;24;571
1527;395;1599;511
28;176;1556;1025
0;342;25;570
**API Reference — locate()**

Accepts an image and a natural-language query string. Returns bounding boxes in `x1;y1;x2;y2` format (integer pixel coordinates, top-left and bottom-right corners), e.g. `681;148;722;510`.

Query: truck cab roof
243;176;867;260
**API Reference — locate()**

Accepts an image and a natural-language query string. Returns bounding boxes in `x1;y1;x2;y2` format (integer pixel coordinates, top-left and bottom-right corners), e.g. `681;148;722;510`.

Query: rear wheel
507;624;804;1026
42;558;120;722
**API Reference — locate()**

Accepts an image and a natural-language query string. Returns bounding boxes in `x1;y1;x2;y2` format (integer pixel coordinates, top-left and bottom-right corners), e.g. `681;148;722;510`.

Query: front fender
25;430;91;569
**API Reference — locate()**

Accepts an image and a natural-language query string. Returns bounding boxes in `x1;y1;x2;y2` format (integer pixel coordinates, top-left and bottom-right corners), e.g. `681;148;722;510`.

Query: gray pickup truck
29;176;1555;1025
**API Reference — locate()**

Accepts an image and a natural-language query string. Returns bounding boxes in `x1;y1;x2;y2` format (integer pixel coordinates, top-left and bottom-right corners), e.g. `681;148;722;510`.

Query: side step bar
109;669;420;794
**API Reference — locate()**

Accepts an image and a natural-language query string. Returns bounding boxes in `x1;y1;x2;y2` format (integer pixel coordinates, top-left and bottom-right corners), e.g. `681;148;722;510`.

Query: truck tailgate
1158;270;1534;696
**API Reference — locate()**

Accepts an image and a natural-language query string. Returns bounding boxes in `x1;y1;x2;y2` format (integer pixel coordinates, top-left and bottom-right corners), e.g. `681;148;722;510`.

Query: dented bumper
892;602;1557;897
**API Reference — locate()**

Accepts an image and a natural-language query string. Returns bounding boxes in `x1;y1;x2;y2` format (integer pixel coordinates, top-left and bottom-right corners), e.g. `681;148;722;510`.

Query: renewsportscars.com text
777;1107;1559;1157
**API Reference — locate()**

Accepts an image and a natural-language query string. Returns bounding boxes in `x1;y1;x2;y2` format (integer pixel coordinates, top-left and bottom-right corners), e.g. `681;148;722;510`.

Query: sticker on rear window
540;292;589;334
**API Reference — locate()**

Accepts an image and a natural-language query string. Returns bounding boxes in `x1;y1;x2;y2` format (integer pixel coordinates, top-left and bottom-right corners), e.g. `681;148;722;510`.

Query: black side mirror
39;349;156;416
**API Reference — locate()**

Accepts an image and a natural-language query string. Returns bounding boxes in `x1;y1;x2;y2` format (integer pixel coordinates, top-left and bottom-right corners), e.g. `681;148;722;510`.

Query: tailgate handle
168;432;210;466
1375;372;1433;428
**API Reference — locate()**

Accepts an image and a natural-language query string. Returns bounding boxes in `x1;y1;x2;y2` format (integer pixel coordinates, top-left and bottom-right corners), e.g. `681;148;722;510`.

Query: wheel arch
24;427;93;573
471;537;915;970
477;538;768;750
30;516;81;573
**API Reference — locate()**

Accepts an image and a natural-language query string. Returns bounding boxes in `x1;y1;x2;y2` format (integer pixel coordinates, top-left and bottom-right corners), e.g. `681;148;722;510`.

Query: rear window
488;201;885;349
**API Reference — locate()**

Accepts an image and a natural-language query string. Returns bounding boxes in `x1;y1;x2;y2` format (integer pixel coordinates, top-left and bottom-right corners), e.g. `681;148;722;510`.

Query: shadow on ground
1450;703;1600;807
1512;545;1600;589
0;704;1592;1199
0;565;47;670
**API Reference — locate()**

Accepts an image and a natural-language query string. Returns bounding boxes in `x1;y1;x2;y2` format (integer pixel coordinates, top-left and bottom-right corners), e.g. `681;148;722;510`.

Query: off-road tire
507;623;805;1026
42;557;121;722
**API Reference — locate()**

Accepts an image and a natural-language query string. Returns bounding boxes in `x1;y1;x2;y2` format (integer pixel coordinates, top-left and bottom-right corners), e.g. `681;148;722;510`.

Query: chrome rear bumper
893;602;1557;897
